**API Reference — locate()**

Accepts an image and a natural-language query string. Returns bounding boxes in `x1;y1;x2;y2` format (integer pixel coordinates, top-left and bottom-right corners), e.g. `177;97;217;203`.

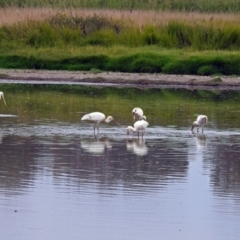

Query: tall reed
1;11;240;51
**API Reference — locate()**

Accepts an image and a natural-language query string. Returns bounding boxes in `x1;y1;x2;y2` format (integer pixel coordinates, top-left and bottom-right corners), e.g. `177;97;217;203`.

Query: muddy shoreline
1;69;240;90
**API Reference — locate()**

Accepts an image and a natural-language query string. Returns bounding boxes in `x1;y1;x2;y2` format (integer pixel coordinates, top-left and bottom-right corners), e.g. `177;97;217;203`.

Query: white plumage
127;119;149;137
132;107;146;121
191;115;208;134
81;112;120;133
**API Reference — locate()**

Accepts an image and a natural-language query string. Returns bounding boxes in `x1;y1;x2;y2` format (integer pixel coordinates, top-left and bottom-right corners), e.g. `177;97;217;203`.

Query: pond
0;84;240;240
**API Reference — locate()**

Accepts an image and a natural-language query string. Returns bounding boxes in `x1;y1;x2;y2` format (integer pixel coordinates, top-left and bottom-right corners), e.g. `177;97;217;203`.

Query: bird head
106;116;121;125
105;116;114;123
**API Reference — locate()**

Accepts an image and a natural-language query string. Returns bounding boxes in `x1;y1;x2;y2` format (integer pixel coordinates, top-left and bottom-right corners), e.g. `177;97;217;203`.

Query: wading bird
191;115;208;134
81;112;120;134
132;107;146;121
0;91;6;105
127;119;149;138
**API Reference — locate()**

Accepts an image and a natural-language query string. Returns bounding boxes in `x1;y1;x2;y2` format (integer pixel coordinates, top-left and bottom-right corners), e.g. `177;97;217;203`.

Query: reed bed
1;8;240;27
1;7;240;76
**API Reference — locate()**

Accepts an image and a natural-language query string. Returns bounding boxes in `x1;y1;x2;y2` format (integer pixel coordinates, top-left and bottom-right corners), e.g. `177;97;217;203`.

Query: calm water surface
0;85;240;240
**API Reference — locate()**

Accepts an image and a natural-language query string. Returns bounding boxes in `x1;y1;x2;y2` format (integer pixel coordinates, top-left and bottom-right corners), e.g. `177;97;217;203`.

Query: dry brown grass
1;7;240;27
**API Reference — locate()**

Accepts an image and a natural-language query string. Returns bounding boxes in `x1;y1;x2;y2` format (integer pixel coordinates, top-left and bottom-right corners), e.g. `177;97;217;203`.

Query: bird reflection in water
126;138;148;156
81;137;112;155
193;134;207;150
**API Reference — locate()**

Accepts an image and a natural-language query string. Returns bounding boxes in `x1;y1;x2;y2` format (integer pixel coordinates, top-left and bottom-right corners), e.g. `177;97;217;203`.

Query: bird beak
114;119;121;126
132;113;135;121
191;125;194;132
1;94;6;105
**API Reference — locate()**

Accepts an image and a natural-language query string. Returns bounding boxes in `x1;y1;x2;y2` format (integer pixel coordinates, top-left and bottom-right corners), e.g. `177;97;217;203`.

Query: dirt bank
1;69;240;89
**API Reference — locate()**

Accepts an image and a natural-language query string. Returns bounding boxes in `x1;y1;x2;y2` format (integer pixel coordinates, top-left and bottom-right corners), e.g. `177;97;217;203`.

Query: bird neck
128;126;136;132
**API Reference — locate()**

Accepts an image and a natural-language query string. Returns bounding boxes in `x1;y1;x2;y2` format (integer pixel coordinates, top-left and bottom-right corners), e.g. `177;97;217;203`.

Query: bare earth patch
1;69;240;90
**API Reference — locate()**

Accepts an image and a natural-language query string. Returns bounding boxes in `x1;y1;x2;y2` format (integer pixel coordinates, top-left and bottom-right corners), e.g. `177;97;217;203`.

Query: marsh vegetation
1;1;240;76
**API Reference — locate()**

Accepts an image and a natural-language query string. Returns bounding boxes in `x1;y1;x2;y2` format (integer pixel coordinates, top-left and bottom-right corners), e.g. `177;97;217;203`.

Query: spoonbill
81;112;120;133
132;107;146;121
191;115;208;134
0;92;6;105
127;119;149;137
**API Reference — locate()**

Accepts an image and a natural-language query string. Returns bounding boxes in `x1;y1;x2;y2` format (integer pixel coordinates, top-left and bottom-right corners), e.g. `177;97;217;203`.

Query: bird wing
81;112;105;121
197;115;208;125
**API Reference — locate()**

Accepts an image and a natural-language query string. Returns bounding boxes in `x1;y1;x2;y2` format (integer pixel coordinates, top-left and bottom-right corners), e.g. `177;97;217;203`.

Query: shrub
84;29;116;46
141;26;160;45
197;65;219;75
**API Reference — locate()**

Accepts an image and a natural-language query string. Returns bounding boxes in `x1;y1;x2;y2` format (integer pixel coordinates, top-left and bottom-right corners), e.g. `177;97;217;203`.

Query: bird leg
142;129;146;136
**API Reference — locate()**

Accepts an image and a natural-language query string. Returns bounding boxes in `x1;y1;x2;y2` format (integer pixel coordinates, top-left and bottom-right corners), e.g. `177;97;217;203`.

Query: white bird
81;112;120;133
132;107;146;121
0;91;6;105
127;119;149;137
191;115;208;134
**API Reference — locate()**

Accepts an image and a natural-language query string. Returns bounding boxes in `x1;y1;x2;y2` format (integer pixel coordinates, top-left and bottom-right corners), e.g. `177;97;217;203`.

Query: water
0;85;240;240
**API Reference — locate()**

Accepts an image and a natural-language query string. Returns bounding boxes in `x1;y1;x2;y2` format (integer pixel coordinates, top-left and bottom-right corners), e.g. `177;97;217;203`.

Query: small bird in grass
191;115;208;134
81;112;120;134
127;119;149;138
132;107;146;121
0;91;6;105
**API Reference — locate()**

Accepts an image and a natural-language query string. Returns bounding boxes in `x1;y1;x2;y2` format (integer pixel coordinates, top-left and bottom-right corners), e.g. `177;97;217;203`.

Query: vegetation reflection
0;84;240;129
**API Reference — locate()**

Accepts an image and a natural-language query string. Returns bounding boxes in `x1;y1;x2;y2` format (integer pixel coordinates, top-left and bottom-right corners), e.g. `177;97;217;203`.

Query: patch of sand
1;69;240;89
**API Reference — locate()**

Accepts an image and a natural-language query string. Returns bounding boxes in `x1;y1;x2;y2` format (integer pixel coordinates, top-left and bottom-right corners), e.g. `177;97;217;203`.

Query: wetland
0;82;240;240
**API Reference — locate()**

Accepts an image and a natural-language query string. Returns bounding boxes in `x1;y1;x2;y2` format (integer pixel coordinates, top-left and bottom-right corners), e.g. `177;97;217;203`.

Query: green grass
1;12;240;76
1;47;240;76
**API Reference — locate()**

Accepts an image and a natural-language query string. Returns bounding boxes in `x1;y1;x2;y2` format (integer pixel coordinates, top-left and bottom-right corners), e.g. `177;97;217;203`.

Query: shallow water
0;85;240;240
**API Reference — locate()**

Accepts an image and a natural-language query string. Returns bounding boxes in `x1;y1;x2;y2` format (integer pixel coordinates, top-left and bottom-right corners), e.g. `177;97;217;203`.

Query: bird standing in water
0;91;6;105
81;112;120;134
132;107;146;121
127;119;149;138
191;115;208;134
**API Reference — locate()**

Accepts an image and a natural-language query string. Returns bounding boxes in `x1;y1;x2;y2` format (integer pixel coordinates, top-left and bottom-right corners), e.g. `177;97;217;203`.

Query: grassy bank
1;8;240;76
1;48;240;76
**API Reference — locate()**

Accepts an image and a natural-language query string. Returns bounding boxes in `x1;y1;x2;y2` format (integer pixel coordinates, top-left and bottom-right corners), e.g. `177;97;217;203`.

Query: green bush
85;29;116;46
197;65;219;75
141;26;160;45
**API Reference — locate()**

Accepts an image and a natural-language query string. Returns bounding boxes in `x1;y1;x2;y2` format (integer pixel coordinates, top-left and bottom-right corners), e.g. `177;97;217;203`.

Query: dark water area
0;85;240;240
